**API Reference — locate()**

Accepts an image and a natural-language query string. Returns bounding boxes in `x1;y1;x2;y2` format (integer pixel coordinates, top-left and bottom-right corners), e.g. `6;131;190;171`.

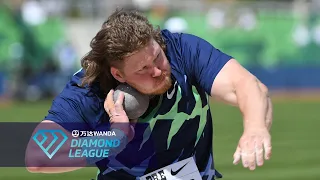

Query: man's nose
152;66;162;78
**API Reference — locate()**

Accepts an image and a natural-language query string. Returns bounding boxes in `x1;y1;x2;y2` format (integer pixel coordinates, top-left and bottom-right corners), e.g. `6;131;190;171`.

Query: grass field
0;97;319;180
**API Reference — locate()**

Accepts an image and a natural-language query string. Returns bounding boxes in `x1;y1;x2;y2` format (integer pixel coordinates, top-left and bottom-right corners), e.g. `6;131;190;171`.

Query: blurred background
0;0;319;180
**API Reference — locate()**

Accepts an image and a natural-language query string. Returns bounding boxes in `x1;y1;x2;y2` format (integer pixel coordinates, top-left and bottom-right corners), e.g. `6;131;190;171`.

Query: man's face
111;39;172;95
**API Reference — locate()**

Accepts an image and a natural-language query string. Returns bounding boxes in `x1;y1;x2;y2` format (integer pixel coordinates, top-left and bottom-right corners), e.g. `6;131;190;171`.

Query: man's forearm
265;96;273;130
235;77;269;130
26;138;87;173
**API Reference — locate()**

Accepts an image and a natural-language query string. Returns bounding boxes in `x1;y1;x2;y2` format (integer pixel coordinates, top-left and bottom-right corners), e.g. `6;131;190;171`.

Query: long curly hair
80;9;166;94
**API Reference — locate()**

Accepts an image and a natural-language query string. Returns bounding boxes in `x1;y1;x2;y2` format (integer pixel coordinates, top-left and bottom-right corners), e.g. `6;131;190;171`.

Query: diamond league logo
32;129;68;159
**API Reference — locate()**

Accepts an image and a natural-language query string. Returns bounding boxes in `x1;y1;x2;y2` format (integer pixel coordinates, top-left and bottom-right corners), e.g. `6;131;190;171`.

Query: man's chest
133;80;210;150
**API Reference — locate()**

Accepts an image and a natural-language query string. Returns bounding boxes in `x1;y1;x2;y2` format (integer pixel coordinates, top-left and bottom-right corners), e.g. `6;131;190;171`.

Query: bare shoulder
210;59;267;103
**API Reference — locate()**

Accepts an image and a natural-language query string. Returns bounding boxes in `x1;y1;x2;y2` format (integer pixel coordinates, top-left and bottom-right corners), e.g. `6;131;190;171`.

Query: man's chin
149;78;172;95
137;84;170;96
148;88;168;96
140;87;167;96
126;85;157;96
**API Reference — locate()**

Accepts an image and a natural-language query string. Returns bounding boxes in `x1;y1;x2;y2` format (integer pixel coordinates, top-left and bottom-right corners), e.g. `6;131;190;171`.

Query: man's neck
140;95;161;119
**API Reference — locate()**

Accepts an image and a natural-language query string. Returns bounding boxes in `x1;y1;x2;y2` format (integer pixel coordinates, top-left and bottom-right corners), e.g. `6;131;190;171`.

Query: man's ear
110;67;126;83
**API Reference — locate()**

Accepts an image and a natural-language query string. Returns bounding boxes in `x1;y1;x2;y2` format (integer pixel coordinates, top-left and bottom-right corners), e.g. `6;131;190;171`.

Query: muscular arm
210;59;273;130
179;33;272;169
25;120;86;173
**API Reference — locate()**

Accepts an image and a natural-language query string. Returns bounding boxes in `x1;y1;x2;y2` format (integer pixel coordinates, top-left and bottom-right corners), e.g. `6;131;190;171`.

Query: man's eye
155;53;161;62
139;66;147;71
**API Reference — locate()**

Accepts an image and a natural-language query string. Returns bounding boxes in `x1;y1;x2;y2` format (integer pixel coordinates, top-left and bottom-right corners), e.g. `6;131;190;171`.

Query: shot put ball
113;83;150;119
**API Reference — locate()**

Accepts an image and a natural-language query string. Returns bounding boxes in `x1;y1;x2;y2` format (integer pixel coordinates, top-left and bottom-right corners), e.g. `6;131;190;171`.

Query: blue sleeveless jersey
45;30;232;180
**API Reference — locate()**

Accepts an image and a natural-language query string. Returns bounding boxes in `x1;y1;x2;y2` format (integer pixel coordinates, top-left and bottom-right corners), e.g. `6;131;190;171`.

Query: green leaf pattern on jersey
139;84;209;150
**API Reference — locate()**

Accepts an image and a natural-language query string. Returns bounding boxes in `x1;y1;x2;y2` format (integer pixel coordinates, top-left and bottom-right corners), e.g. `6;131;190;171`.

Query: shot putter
113;83;150;119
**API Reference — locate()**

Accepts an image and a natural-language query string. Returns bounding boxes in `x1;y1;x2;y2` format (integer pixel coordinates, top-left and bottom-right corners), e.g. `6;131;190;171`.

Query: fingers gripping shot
104;89;135;141
25;9;273;180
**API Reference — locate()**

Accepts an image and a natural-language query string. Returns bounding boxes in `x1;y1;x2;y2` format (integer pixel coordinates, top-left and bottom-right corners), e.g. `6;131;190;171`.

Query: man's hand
104;89;129;123
233;127;272;170
265;97;273;131
104;89;135;140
